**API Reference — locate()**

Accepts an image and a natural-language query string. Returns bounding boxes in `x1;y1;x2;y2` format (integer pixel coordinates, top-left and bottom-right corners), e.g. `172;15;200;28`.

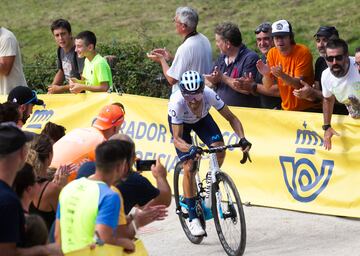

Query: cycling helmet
179;70;204;95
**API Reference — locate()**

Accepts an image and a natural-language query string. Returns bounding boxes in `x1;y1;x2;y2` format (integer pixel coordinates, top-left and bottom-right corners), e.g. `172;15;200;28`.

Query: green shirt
82;54;113;90
57;178;120;253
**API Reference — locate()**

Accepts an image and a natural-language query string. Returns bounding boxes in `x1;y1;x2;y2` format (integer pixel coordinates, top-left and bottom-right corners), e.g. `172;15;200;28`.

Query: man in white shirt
147;6;212;94
321;39;360;150
0;27;27;95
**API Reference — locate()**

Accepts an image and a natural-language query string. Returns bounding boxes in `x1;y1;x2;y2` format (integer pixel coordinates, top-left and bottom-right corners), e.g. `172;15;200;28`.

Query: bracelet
322;124;331;131
251;82;258;95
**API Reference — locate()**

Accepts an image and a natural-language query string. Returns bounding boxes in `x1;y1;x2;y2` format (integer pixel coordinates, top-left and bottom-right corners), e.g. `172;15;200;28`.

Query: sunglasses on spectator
325;55;344;62
24;90;38;105
182;93;203;102
255;23;272;34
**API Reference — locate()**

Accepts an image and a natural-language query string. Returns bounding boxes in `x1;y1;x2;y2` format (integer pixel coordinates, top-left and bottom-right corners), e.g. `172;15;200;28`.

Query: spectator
55;140;135;254
41;121;66;143
0;101;19;123
7;86;44;127
0;27;27;94
23;214;49;247
69;31;112;93
355;47;360;74
233;22;282;109
257;20;316;111
294;26;348;114
26;134;71;231
321;39;360;150
12;163;49;247
76;133;169;240
48;19;84;94
205;22;260;107
12;163;40;214
0;123;61;255
50;103;125;172
148;6;212;95
77;133;172;213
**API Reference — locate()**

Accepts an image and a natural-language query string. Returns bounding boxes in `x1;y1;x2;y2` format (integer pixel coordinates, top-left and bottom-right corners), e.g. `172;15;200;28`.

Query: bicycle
174;143;251;256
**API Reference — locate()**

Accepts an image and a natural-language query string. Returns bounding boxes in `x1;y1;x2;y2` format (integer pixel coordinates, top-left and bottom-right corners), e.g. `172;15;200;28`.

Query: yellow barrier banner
65;239;148;256
1;93;359;218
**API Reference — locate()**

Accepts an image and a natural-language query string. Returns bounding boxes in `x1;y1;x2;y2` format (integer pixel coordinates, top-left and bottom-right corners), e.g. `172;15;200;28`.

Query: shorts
168;113;224;159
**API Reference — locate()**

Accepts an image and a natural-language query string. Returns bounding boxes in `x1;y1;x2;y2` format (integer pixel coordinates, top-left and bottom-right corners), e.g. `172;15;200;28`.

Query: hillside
1;0;359;64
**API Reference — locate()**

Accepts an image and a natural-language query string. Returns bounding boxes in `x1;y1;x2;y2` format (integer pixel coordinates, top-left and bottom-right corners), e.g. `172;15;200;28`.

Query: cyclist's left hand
239;137;252;152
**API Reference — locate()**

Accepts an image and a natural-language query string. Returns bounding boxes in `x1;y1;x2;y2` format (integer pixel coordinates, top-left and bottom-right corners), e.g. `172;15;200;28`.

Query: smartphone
135;160;156;171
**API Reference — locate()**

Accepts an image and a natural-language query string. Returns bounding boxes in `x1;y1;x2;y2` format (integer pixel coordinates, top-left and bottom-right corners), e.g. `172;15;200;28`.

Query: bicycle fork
209;154;237;221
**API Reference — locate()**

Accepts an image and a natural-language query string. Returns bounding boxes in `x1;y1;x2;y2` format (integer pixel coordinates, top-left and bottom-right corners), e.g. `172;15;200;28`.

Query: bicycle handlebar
201;143;252;164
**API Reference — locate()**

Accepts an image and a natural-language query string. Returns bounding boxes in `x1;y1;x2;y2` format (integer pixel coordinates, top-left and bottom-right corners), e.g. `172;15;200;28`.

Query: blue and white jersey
168;87;225;124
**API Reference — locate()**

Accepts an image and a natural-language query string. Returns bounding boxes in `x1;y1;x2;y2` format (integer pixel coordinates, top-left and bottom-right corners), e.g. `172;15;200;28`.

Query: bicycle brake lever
240;152;252;164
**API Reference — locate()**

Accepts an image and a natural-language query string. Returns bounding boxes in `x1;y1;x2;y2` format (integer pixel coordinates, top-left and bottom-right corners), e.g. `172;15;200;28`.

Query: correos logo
279;122;334;202
25;109;54;129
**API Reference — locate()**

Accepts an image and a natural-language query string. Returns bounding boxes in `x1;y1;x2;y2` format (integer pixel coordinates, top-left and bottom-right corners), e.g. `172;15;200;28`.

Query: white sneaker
189;218;205;236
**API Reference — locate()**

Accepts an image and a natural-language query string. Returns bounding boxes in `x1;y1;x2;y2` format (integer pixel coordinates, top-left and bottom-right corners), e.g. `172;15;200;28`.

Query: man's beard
21;113;30;125
330;64;346;77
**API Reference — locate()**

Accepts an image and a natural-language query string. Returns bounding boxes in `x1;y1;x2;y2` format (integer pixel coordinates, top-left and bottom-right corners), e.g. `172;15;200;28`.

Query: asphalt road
139;198;360;256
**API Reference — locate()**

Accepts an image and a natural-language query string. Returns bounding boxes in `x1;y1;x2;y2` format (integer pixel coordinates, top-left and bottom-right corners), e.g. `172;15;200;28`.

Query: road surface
139;198;360;255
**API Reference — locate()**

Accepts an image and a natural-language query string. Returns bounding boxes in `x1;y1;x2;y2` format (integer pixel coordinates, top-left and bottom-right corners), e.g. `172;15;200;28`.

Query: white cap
272;20;292;36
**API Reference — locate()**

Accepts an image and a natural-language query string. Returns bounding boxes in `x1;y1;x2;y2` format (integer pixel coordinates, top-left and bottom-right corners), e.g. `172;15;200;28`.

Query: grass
1;0;359;64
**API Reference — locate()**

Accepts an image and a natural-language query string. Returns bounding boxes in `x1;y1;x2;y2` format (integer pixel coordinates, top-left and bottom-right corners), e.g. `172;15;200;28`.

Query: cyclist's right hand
179;145;203;162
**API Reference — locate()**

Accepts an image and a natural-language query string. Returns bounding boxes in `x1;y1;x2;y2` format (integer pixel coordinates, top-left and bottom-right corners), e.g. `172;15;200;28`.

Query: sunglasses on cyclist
325;55;344;62
255;23;272;34
182;93;203;102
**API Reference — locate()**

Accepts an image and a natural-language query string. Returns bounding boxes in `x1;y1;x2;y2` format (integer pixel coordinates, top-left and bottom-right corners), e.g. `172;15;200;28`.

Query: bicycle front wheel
211;172;246;256
173;162;204;244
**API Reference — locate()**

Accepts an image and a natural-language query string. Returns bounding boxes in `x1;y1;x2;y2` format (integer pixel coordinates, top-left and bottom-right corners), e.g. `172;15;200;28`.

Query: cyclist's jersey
168;86;225;124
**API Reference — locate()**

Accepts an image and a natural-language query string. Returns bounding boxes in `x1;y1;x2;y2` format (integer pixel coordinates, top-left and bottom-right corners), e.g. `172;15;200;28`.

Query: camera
135;159;156;171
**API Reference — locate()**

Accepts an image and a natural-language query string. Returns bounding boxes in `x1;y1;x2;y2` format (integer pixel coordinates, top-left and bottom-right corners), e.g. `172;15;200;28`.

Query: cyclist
168;70;251;236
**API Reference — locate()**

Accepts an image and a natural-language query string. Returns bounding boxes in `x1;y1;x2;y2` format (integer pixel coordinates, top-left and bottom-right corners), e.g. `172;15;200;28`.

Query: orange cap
92;104;125;131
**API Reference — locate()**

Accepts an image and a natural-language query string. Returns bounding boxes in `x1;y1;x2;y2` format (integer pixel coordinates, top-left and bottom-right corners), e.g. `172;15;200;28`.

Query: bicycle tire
211;172;246;256
173;162;205;244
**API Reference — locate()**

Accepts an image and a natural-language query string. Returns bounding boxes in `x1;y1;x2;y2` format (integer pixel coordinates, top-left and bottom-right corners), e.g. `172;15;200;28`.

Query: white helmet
179;70;204;95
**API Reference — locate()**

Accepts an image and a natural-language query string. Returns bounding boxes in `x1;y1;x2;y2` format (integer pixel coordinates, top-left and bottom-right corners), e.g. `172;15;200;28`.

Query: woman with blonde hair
26;134;73;230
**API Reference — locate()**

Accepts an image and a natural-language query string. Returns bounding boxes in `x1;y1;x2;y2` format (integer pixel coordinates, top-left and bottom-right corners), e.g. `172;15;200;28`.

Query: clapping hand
234;72;255;94
53;164;76;187
204;66;222;85
256;59;271;76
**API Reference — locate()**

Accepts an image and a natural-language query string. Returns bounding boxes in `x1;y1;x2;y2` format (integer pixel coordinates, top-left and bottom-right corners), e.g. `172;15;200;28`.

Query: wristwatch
322;124;331;131
251;82;259;96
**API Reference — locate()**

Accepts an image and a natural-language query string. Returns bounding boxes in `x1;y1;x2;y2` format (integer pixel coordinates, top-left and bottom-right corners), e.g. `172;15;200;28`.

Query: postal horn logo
279;121;334;202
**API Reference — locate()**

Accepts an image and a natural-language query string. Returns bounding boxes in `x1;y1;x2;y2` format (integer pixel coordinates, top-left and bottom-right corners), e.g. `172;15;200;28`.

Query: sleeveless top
29;180;55;231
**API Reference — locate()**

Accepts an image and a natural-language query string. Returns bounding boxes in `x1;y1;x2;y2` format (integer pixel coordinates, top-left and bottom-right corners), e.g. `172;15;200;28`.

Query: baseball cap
7;86;44;106
313;26;339;38
272;20;292;36
0;122;34;155
92;104;125;131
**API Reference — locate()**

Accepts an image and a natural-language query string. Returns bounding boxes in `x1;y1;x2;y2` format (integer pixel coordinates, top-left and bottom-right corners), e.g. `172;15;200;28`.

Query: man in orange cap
50;103;125;174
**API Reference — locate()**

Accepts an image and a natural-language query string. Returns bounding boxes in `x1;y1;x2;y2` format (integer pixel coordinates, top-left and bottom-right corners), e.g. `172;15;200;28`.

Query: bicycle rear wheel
173;162;205;244
211;172;246;256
